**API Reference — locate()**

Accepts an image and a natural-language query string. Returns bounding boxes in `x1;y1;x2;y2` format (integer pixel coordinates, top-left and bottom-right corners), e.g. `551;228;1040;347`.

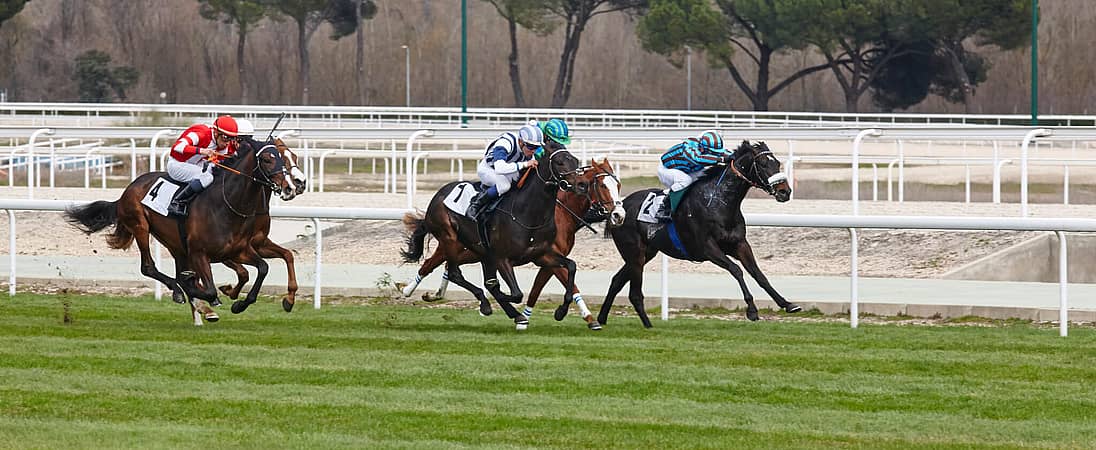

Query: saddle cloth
140;177;184;216
637;191;666;223
443;182;481;217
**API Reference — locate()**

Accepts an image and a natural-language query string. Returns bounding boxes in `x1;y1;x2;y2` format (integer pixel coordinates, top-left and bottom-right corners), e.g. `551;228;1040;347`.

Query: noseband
578;164;620;216
535;149;582;192
727;146;786;196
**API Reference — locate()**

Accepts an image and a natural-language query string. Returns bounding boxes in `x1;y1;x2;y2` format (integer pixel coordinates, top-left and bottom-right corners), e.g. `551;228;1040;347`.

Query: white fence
3;102;1095;128
0;199;1091;336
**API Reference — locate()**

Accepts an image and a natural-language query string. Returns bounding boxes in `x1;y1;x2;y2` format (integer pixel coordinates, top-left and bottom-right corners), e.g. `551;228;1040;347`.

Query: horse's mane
221;137;265;169
695;140;756;184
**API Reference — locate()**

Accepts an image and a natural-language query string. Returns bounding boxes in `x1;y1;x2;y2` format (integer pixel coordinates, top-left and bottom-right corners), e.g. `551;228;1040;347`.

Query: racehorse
399;157;626;329
216;137;307;311
599;140;802;327
400;144;583;327
64;138;295;325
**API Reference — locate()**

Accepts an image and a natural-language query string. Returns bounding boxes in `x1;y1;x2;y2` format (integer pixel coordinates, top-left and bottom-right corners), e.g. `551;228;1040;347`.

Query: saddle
442;181;502;247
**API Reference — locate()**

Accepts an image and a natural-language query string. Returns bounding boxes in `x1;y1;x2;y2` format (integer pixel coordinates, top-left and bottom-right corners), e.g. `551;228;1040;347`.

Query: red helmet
212;115;239;136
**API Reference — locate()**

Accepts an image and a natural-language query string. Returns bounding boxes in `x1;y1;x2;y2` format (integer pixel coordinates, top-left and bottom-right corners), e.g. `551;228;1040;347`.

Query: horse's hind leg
445;263;491;316
488;259;527;326
731;241;801;314
706;250;760;321
598;264;631;326
132;227;185;300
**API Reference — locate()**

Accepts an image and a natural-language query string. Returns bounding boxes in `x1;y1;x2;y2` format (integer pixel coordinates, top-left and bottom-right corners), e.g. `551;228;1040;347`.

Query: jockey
654;130;732;221
540;118;571;150
166;115;240;216
466;123;545;220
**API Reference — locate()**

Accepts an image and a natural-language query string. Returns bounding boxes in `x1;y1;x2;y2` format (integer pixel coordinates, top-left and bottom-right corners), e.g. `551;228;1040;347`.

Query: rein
212;144;285;218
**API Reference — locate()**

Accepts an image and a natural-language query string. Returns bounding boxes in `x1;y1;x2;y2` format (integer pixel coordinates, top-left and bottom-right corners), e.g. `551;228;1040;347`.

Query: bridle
533;148;582;192
213;142;289;217
577;163;620;217
726;143;787;196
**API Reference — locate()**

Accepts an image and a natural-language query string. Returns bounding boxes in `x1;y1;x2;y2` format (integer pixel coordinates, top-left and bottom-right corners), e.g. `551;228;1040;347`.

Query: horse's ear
600;156;610;166
740;140;751;148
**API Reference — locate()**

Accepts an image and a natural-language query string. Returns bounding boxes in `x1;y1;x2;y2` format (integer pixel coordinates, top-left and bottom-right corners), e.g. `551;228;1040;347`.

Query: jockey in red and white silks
164;115;239;216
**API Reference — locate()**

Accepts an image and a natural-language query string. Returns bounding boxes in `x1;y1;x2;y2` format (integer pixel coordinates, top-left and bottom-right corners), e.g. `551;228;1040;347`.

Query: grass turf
1;293;1094;449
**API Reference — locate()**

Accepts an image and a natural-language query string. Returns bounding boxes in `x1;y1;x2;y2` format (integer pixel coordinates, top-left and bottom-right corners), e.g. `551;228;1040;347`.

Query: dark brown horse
216;138;306;311
65;139;295;325
398;157;625;330
599;141;801;327
400;145;582;327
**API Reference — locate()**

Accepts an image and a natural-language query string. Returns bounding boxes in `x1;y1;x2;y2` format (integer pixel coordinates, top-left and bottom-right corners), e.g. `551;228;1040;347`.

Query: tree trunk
296;19;310;105
237;27;248;104
356;0;366;106
506;16;525;107
552;20;585;107
752;48;772;111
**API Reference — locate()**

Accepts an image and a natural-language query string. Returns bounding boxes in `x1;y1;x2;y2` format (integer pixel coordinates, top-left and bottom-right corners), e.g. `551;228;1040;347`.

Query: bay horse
400;145;583;327
599;140;802;327
399;157;626;330
216;137;307;311
64;138;295;325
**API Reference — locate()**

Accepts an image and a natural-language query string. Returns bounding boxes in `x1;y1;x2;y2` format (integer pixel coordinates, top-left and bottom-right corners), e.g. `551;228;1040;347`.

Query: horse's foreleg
707;250;759;321
219;260;249;300
550;257;577;322
547;265;597;329
732;241;801;314
230;247;268;315
254;239;297;313
186;253;221;306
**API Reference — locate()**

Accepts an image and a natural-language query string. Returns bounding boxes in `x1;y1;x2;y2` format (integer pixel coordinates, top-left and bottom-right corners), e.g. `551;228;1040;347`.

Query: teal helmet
541;118;571;146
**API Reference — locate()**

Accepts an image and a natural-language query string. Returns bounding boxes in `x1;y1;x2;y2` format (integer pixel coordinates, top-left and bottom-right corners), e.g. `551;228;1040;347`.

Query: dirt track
16;187;1092;279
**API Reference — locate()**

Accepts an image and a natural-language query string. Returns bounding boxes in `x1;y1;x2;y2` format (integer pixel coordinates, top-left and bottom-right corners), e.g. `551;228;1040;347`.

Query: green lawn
1;294;1094;449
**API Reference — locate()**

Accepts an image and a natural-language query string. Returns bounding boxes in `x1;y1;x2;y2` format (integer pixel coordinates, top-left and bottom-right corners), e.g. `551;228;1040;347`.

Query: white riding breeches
657;165;701;192
477;161;520;195
166;159;214;188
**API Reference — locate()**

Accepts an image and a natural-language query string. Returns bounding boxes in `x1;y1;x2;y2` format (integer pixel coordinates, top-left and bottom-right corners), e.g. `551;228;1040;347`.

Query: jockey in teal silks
654;130;732;222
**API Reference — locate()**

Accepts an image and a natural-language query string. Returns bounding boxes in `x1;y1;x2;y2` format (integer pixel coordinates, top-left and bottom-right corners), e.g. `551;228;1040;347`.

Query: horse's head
245;138;296;201
575;157;625;226
274;138;307;196
537;145;581;193
731;140;791;202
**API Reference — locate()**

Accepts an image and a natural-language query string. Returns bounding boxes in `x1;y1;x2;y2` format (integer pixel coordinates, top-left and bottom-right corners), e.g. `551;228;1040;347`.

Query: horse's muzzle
609;206;626;226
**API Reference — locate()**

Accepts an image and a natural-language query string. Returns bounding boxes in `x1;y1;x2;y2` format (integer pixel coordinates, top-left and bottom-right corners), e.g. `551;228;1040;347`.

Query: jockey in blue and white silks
655;130;732;221
466;123;545;219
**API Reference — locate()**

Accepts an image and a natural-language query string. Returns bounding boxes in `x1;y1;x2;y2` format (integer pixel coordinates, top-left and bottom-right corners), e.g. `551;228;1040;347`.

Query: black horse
599;140;802;327
65;138;294;325
401;145;583;326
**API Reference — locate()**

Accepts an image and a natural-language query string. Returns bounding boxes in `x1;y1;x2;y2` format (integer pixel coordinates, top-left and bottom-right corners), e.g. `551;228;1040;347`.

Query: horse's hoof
515;316;529;326
209;297;222;307
479;305;493;316
421;293;443;302
171;289;186;304
785;303;802;313
746;308;760;321
204;312;220;322
516;322;528;331
231;301;250;314
553;305;569;321
597;314;609;325
282;298;294;312
588;321;602;331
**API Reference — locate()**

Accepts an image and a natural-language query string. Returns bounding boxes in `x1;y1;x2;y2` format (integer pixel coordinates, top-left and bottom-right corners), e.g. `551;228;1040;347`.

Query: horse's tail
64;200;133;250
400;211;429;263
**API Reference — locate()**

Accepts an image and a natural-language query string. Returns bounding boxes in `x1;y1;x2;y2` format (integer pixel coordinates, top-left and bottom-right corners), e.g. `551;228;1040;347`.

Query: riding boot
466;191;488;220
168;180;205;217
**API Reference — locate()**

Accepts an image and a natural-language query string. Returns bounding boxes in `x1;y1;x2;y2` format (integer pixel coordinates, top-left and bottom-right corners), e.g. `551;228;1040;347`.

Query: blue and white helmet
518;124;544;147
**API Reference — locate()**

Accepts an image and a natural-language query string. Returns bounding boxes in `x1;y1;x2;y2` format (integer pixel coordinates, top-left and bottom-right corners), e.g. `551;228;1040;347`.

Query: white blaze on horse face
600;169;626;225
